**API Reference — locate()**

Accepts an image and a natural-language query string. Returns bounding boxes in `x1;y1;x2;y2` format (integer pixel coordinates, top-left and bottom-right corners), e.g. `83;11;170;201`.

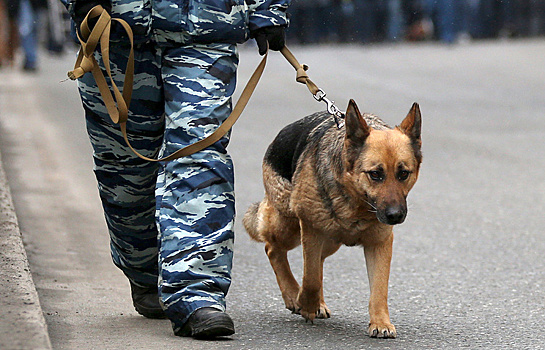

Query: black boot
176;307;235;339
129;281;166;319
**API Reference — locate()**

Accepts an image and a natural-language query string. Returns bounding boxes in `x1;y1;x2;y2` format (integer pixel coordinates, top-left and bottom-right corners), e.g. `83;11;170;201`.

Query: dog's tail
243;202;265;242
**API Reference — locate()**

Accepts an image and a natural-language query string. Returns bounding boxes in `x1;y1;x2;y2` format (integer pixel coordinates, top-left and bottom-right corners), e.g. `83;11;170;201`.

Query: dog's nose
384;206;406;225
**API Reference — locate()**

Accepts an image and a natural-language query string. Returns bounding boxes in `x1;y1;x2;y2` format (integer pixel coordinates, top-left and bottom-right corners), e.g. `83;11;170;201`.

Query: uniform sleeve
246;0;290;32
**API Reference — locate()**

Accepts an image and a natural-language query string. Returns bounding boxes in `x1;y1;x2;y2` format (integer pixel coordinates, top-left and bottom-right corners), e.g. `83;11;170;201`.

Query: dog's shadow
236;308;400;346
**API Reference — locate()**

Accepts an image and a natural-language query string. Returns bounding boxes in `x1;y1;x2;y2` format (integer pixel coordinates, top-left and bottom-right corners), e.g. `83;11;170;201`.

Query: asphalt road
1;39;545;349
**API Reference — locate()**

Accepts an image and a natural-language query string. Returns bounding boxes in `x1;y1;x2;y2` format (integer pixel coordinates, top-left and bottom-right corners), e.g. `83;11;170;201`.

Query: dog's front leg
364;232;396;338
297;220;324;322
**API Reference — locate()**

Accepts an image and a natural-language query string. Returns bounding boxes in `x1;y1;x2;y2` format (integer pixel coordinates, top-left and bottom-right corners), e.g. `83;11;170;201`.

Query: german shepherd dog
243;100;422;338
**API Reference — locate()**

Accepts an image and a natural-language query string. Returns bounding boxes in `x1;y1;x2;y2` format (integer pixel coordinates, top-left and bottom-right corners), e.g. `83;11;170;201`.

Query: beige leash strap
121;53;267;162
280;46;345;128
68;5;134;125
68;6;335;161
279;46;320;96
68;5;268;162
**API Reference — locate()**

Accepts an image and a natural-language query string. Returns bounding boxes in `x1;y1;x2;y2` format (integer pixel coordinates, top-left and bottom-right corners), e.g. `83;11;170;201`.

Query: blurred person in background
470;0;515;38
520;0;545;36
353;0;388;43
387;0;404;41
45;0;68;53
1;0;47;71
19;0;39;70
288;0;337;43
0;0;20;68
0;0;7;66
424;0;459;43
287;0;545;45
333;0;357;42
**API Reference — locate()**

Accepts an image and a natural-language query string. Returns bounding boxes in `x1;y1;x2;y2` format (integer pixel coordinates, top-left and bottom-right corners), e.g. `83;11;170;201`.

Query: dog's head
342;100;422;225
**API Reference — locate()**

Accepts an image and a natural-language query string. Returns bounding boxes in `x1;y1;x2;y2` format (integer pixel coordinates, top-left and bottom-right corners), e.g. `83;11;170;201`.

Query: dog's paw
284;298;298;314
294;302;330;321
296;291;321;322
316;302;331;319
282;290;300;314
293;306;330;320
298;308;317;322
368;322;396;338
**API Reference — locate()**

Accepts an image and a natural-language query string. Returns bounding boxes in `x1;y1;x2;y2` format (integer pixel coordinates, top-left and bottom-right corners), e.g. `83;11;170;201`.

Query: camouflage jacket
61;0;290;44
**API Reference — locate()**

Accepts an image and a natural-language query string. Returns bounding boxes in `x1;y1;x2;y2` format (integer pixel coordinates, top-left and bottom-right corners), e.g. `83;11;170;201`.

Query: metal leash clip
313;89;345;129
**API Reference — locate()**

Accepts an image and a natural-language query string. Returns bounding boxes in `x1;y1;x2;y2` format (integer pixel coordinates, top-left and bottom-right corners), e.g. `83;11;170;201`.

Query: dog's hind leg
265;235;301;313
314;239;342;319
254;200;302;313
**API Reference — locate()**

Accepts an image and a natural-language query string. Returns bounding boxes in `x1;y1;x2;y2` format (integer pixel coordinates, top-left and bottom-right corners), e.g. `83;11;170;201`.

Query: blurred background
0;0;69;71
1;0;545;72
287;0;545;45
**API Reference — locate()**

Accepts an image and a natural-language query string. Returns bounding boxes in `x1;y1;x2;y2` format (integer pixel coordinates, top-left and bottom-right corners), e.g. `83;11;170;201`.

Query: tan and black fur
243;100;422;338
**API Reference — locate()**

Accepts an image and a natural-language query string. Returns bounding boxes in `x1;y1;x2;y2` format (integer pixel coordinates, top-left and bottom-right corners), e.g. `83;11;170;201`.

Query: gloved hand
73;0;112;31
251;26;286;56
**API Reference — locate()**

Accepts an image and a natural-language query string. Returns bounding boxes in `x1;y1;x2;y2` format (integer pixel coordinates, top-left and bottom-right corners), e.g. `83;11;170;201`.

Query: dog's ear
344;100;371;172
399;102;422;164
345;99;371;146
399;102;422;144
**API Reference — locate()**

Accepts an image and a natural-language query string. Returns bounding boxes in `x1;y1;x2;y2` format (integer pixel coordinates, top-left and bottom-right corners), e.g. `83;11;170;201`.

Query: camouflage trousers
78;40;237;331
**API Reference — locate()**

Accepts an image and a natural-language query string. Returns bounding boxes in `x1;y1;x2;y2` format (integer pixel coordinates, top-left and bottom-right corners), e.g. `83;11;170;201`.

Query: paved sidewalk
0;148;52;349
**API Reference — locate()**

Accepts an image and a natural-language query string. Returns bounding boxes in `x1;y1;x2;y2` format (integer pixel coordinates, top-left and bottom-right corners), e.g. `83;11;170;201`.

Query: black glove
251;26;286;56
73;0;112;30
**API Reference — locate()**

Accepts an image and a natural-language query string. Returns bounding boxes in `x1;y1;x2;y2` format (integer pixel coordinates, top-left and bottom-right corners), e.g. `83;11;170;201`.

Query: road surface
1;39;545;349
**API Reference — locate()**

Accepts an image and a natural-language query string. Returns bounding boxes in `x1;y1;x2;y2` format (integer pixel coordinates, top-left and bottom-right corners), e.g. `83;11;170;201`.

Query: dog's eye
367;170;384;182
397;170;411;181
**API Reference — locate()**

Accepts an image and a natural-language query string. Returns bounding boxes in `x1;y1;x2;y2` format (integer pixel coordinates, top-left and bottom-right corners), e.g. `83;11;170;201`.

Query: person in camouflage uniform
61;0;289;338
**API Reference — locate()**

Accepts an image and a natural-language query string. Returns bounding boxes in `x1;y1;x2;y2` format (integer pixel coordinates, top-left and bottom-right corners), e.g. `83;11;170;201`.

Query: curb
0;149;52;350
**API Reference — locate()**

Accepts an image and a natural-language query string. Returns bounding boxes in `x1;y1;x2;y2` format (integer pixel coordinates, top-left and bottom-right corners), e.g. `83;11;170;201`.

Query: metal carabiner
313;89;326;103
313;89;345;129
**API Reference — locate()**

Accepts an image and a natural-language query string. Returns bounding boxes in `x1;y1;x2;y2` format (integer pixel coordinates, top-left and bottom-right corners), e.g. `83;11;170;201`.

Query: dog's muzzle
378;205;407;225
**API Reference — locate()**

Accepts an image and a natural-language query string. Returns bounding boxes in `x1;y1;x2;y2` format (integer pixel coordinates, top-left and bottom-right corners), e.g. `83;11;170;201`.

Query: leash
279;47;345;129
68;5;344;162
